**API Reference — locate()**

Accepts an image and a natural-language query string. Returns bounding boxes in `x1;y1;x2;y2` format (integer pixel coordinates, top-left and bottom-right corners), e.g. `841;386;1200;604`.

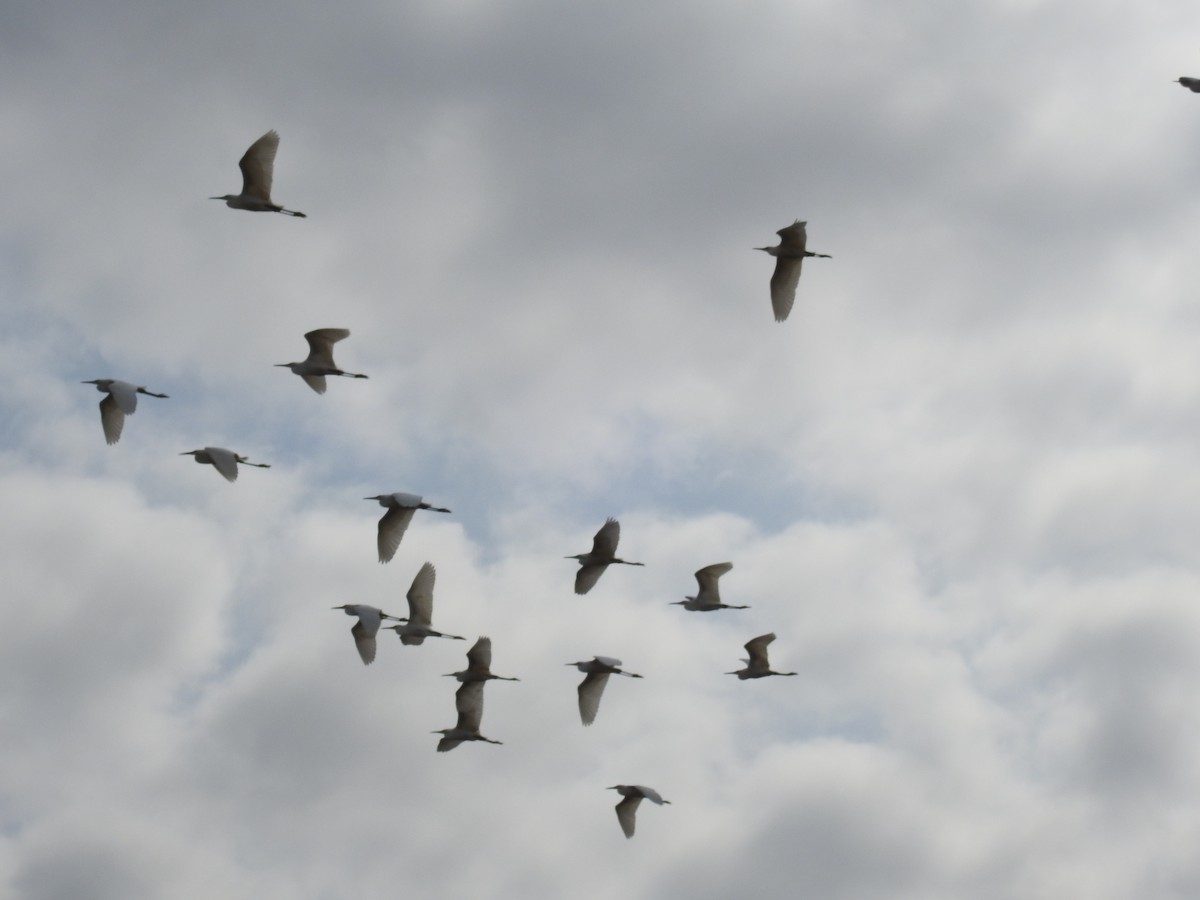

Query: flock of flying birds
80;130;811;839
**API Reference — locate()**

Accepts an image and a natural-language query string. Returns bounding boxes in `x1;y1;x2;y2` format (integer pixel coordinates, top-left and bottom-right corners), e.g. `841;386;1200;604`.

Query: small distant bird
364;493;452;563
446;637;520;683
331;604;405;665
566;518;644;595
727;633;797;680
567;656;642;726
386;562;464;645
276;328;368;394
607;785;670;839
180;446;270;482
210;130;306;217
671;562;748;611
1177;76;1200;92
433;680;502;752
81;379;168;445
756;220;831;322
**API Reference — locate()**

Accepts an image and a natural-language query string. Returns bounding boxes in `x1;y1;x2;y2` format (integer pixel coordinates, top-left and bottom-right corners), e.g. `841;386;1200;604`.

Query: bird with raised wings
671;562;747;611
386;562;464;645
211;130;306;217
446;637;520;683
727;633;797;679
566;518;644;595
276;328;368;394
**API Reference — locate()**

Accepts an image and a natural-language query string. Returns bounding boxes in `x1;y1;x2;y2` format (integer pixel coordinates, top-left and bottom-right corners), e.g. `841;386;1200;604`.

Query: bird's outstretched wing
378;506;417;562
239;130;279;201
578;671;610;726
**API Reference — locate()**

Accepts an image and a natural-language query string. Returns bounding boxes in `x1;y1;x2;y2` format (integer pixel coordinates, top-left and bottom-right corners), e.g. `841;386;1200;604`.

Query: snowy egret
1178;76;1200;92
607;785;670;839
364;492;451;563
756;220;831;322
566;518;644;594
180;447;270;482
331;604;405;665
671;562;748;611
276;328;368;394
726;633;797;679
81;379;168;445
210;130;306;217
385;562;464;645
568;656;642;726
433;681;502;752
445;637;519;683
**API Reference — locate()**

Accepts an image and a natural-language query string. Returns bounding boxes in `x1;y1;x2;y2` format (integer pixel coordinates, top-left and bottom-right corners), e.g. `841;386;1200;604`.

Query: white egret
433;681;502;752
607;785;670;839
81;379;168;445
331;604;405;665
386;562;465;645
727;633;797;680
566;518;644;595
568;656;642;726
276;328;368;394
756;219;831;322
445;637;519;683
1178;76;1200;92
671;562;748;611
180;446;270;482
364;492;451;563
210;130;306;217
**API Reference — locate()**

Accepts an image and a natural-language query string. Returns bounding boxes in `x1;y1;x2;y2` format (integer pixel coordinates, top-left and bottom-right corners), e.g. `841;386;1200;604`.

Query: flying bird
445;637;519;683
1177;76;1200;92
81;379;168;445
727;633;797;680
180;446;270;482
331;604;405;665
276;328;368;394
433;681;502;752
364;493;452;563
756;219;831;322
210;130;306;217
671;562;747;611
568;656;642;726
566;518;644;594
386;562;464;645
607;785;670;839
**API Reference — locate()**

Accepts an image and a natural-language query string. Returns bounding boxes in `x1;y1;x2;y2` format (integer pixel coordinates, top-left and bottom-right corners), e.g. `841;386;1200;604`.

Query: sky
3;0;1200;897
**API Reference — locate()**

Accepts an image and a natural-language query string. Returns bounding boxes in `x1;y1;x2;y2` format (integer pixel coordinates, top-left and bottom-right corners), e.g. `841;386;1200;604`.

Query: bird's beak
209;196;224;200
273;363;289;367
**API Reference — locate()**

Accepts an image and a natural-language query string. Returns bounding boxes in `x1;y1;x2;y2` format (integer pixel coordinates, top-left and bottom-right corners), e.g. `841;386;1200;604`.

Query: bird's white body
180;446;270;482
211;130;306;217
673;562;747;611
386;562;464;645
434;681;502;751
446;637;519;683
566;517;644;594
568;656;642;726
82;379;168;445
756;220;831;322
365;493;452;563
331;604;405;665
277;328;368;394
727;633;797;679
607;785;670;838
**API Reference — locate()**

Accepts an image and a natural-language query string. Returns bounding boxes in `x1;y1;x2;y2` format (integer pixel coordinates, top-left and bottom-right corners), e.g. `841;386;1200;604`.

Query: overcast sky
4;1;1200;897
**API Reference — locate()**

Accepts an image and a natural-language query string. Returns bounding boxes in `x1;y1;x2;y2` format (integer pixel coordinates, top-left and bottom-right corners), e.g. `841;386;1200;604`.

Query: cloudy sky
4;0;1200;897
